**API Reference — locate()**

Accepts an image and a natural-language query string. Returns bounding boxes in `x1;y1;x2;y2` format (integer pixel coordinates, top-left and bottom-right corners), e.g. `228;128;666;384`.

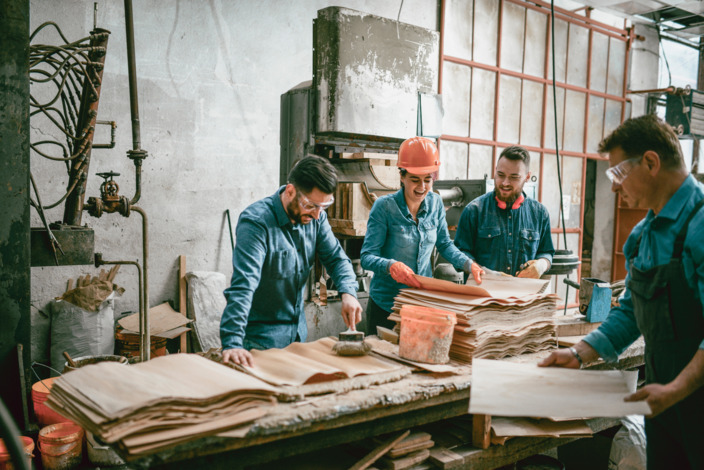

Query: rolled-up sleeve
317;213;358;297
220;217;267;350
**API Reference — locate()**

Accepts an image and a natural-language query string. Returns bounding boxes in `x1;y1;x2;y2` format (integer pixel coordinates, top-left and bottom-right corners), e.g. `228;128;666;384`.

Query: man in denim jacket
220;156;362;366
454;146;554;280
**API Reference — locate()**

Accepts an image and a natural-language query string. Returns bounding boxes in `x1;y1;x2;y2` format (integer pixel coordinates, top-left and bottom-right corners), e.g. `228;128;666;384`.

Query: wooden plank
379;449;430;470
179;255;187;316
471;414;491;450
387;439;433;458
349;430;411;470
428;447;464;469
555;316;601;337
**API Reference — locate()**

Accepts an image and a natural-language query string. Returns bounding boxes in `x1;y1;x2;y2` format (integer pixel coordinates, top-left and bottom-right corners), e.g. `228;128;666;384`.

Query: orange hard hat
397;137;440;174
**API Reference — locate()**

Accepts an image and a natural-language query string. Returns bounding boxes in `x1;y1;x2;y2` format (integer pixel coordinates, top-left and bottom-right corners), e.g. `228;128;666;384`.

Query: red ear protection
495;194;524;210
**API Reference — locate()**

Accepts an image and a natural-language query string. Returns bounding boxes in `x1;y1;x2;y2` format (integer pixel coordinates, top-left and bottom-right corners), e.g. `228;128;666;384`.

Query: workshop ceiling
576;0;704;38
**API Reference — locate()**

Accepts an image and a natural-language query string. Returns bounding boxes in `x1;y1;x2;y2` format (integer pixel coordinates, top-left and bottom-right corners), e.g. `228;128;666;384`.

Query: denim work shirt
360;190;469;312
454;191;554;275
220;186;358;350
584;175;704;361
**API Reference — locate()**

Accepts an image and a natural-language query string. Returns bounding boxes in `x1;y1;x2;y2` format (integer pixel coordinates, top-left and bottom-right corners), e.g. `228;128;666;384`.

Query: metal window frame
438;0;633;306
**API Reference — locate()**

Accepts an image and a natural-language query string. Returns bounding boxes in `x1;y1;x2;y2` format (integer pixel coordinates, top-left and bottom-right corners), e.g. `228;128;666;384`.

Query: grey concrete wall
28;0;438;362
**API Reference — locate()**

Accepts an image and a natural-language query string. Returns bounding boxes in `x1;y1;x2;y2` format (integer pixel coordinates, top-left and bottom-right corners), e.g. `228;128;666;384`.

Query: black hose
0;398;31;470
225;209;235;252
550;1;571;314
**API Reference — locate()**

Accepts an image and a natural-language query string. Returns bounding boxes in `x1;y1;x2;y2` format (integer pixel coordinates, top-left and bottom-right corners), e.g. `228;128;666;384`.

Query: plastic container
115;328;167;358
398;305;457;364
62;354;128;374
32;377;72;427
0;436;34;470
38;422;84;470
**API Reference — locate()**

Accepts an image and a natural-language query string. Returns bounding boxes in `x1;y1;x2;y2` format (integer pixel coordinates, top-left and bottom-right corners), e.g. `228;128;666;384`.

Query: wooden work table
128;339;645;470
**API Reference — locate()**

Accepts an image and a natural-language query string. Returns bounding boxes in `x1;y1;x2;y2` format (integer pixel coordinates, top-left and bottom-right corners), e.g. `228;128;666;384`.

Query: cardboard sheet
469;358;651;419
118;302;191;336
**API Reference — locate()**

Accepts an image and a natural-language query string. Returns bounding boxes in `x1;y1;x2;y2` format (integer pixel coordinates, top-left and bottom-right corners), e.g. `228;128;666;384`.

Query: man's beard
494;185;523;204
285;198;312;225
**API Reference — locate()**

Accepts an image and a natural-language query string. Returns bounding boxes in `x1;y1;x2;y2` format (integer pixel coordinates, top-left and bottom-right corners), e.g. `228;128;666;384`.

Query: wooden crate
328;182;374;236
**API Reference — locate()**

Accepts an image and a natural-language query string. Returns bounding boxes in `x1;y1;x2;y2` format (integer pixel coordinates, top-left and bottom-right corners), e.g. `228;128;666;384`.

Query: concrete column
0;0;31;429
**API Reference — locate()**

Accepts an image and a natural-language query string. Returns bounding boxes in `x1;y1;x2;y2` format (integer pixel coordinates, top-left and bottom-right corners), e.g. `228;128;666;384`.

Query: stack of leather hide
390;274;558;363
46;354;278;456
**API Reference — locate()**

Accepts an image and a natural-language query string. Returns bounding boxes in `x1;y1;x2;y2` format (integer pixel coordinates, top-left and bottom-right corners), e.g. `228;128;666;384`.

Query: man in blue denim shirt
220;156;362;366
454;146;554;279
540;115;704;468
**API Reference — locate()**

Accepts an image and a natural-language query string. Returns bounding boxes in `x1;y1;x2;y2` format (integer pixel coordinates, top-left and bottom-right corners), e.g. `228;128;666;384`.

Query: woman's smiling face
401;171;434;206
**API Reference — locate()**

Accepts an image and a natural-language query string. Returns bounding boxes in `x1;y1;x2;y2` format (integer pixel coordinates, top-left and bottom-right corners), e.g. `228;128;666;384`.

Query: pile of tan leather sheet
391;274;558;363
46;354;278;456
244;337;408;386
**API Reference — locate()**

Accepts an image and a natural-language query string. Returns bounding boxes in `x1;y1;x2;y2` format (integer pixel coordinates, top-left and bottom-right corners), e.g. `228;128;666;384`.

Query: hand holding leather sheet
469;358;651;419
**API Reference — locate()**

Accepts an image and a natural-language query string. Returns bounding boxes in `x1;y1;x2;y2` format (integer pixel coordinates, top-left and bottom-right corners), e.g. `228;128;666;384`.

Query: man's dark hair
599;114;684;170
288;155;338;194
499;146;530;168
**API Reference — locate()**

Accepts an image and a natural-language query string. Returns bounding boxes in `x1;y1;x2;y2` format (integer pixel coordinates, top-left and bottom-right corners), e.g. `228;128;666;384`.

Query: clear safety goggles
297;190;334;211
605;156;642;185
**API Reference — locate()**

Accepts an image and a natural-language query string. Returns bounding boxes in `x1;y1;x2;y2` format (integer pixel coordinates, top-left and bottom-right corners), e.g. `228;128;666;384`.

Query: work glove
463;259;485;284
389;262;422;288
516;258;550;278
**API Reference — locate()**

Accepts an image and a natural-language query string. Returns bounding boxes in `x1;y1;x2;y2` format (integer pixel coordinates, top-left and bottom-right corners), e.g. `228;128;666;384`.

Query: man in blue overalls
540;114;704;469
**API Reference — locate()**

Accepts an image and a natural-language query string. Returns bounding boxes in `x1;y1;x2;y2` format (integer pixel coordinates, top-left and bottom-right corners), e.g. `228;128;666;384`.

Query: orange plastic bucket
0;436;34;470
32;377;73;427
38;422;83;470
398;305;457;364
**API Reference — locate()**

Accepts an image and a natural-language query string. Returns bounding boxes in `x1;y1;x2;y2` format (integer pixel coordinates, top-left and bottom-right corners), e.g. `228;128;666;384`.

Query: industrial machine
280;7;445;295
665;85;704;138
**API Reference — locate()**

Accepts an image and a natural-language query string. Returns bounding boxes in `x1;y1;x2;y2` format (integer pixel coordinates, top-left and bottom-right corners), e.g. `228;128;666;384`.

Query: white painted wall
28;0;438;362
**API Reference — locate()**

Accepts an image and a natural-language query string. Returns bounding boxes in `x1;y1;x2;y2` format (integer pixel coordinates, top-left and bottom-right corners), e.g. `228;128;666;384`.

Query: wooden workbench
128;339;645;470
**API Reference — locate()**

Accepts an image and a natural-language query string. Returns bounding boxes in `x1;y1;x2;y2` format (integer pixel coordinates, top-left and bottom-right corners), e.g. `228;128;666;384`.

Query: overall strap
672;197;704;259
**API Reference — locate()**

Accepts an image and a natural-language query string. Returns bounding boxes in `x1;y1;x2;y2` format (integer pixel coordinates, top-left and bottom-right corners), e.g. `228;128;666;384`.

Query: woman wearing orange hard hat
360;137;482;336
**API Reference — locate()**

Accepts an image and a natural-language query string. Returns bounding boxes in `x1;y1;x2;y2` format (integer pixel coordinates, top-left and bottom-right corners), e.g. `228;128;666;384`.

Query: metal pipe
444;55;629;103
124;0;140;152
94;253;144;359
131;206;150;362
436;187;464;206
124;0;148;205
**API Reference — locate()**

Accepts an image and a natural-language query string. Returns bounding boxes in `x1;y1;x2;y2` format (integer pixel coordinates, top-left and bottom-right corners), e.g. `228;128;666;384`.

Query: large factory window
438;0;632;305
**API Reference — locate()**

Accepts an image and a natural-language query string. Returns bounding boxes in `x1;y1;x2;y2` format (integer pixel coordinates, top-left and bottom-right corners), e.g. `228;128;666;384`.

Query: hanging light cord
550;1;572;314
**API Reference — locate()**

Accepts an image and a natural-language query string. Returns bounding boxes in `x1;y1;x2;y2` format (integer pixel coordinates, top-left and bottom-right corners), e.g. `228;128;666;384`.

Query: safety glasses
296;190;334;211
605;157;642;185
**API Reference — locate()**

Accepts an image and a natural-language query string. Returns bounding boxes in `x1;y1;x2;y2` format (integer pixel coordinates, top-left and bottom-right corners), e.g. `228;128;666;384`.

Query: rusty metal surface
314;6;439;139
30;225;94;266
61;28;111;225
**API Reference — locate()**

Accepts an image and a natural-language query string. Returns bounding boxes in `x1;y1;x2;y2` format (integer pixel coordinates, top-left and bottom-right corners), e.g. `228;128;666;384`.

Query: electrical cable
657;25;672;87
550;1;571;314
396;0;404;40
